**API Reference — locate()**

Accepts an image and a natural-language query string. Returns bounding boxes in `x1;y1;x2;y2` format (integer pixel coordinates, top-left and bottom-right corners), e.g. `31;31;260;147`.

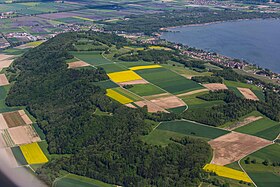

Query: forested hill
5;32;211;186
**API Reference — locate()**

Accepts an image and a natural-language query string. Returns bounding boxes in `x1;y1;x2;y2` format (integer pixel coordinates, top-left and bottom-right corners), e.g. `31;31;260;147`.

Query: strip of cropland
53;173;115;187
203;164;252;183
241;144;280;187
107;70;143;83
142;120;230;146
20;142;48;165
234;115;280;141
70;51;111;66
106;89;133;104
136;68;204;94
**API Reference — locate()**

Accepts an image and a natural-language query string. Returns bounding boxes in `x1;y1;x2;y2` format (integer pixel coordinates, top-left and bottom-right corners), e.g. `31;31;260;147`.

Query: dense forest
103;8;280;34
6;32;211;186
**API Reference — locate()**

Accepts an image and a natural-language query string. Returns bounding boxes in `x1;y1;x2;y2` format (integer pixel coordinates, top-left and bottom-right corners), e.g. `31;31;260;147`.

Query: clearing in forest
209;132;272;166
0;74;9;86
20;142;48;164
67;61;90;69
0;54;14;70
203;164;252;183
8;125;41;145
237;87;259;101
203;83;228;91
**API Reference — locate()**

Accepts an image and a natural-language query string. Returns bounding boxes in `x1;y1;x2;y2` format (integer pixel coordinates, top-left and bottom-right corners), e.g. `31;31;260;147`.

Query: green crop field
157;120;229;139
70;51;111;66
11;146;28;166
136;68;204;94
53;174;115;187
224;80;262;91
234;116;280;141
167;106;186;114
98;63;127;73
142;128;190;146
241;144;280;187
227;86;244;98
127;83;166;96
179;91;224;109
118;61;154;68
93;80;118;89
161;64;212;77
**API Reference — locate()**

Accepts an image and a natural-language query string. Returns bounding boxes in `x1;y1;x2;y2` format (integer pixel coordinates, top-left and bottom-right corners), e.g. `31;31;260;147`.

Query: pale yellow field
123;46;144;50
129;65;162;71
72;16;94;22
20;142;48;165
107;70;142;83
203;164;252;183
149;46;171;50
26;41;44;47
106;89;133;104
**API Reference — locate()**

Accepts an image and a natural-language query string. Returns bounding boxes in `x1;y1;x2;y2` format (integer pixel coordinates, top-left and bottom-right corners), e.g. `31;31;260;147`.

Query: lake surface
161;19;280;73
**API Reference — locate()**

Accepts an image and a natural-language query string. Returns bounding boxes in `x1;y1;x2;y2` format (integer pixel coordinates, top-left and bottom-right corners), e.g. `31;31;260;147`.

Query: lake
161;19;280;73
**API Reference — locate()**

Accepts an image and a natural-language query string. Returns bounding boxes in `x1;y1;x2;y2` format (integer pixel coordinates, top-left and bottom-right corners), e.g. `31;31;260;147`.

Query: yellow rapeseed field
149;46;171;50
203;164;252;183
107;70;142;83
129;65;162;71
20;142;48;165
106;89;133;104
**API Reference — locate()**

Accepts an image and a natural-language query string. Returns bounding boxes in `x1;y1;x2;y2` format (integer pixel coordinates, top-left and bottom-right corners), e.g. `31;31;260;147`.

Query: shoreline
160;17;280;30
159;18;280;77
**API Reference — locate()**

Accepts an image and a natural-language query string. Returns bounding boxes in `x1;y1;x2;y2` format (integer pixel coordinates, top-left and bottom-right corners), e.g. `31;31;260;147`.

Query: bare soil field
143;93;171;100
0;54;14;61
3;111;26;128
18;110;33;125
7;126;40;145
119;79;148;86
203;83;228;91
237;87;259;101
0;74;9;86
0;134;6;148
176;88;208;97
150;95;186;109
125;103;137;108
0;148;18;168
0;114;9;130
67;61;90;69
0;59;13;70
225;116;263;130
134;100;168;113
209;132;271;166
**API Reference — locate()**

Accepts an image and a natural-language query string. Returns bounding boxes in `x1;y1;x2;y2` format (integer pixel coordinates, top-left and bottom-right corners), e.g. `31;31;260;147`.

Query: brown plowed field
203;83;228;91
67;61;90;69
119;79;148;86
150;95;186;109
3;111;26;128
134;100;168;113
209;132;271;166
0;74;9;86
7;126;40;145
237;87;259;101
